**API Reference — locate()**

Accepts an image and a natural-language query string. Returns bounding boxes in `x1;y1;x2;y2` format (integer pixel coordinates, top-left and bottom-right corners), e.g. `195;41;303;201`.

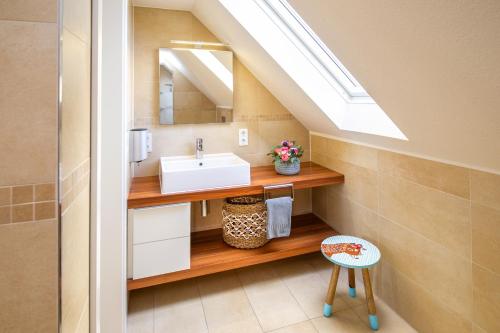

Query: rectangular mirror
159;48;234;125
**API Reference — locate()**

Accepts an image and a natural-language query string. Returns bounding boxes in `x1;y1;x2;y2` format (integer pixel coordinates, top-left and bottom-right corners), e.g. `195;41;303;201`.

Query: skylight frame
257;0;370;101
218;0;407;140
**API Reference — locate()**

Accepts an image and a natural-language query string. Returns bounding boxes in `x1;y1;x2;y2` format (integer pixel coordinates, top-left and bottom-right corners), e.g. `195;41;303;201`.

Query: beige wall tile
12;204;33;223
311;151;328;169
0;206;11;224
472;203;500;274
327;138;378;171
378;216;473;319
379;261;472;333
326;158;379;211
192;199;224;232
378;150;470;198
380;174;471;257
0;21;57;186
472;264;500;333
0;220;58;332
258;120;310;162
232;60;258;120
35;183;56;201
312;186;328;220
310;135;328;156
326;192;379;246
35;201;56;220
12;185;33;204
0;187;11;206
239;152;272;167
471;170;500;211
292;189;312;215
472;323;487;333
0;0;57;22
310;135;332;167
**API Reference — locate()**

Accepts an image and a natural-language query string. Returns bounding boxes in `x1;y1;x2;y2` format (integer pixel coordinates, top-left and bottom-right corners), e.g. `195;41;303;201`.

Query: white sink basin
159;153;251;195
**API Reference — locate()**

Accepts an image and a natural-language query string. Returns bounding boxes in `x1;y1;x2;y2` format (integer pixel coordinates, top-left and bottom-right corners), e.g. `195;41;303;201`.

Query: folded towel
266;196;293;239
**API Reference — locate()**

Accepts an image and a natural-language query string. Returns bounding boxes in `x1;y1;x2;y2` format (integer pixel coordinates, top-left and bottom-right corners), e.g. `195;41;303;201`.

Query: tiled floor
128;253;416;333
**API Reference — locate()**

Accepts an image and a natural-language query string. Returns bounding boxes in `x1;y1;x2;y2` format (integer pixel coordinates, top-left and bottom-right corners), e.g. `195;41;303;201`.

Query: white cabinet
128;202;191;279
132;237;190;279
131;203;190;244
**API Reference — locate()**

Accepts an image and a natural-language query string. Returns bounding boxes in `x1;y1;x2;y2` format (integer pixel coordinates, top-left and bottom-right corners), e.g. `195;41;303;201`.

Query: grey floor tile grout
270;260;314;322
234;269;266;333
266;319;319;333
195;281;210;333
152;287;157;333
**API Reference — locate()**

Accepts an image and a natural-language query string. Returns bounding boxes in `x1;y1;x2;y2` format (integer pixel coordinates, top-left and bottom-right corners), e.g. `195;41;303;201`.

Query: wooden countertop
128;161;344;208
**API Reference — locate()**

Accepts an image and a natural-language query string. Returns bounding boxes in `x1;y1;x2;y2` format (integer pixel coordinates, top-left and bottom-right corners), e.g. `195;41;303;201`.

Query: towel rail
263;183;295;201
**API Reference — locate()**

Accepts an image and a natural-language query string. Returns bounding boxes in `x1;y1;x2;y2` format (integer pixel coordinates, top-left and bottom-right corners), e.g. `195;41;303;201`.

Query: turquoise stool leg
323;264;340;317
348;268;356;298
369;315;379;330
362;268;379;330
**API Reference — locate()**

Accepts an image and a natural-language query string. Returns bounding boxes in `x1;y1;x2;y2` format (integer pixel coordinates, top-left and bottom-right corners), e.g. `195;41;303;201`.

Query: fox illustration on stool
321;235;381;330
321;242;365;258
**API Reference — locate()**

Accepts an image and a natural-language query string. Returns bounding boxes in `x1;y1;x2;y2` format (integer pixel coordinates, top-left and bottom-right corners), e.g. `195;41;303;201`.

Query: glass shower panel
59;0;92;331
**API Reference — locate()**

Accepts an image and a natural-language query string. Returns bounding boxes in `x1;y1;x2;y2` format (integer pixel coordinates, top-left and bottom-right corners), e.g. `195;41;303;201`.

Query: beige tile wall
0;2;59;332
311;134;500;333
133;7;311;230
60;0;92;331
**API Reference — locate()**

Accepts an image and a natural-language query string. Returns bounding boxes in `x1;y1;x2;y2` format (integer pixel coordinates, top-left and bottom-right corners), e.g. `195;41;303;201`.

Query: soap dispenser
129;128;152;162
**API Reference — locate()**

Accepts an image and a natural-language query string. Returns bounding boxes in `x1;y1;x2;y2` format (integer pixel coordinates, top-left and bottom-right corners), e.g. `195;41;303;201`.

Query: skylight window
262;0;368;99
219;0;407;140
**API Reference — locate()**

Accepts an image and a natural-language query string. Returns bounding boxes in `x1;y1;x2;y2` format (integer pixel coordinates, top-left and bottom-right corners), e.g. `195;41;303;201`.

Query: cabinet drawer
132;236;190;279
129;202;190;244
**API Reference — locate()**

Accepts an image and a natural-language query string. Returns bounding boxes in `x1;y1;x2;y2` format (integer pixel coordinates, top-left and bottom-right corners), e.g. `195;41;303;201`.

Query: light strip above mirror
170;40;228;47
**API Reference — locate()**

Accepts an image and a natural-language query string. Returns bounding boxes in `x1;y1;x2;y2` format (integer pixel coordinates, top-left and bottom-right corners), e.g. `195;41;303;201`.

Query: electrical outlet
239;128;249;146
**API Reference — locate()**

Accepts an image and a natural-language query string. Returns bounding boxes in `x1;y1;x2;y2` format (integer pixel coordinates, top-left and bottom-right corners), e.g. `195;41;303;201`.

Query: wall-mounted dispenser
130;128;151;163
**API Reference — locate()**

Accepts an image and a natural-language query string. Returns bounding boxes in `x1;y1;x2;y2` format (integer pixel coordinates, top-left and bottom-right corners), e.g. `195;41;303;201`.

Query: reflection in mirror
159;48;233;125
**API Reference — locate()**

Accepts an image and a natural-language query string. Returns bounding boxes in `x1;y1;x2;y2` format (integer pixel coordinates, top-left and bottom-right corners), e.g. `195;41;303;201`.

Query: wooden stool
321;235;381;331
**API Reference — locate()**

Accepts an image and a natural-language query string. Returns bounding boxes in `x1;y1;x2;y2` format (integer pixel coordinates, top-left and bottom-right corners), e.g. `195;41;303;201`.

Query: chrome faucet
195;138;203;159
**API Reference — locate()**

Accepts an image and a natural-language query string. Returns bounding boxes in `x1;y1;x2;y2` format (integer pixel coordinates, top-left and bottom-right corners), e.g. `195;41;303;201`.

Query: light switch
239;128;249;146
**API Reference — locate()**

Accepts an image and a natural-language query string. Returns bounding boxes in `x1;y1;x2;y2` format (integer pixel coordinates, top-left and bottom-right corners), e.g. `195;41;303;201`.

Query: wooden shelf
127;214;338;290
128;161;344;208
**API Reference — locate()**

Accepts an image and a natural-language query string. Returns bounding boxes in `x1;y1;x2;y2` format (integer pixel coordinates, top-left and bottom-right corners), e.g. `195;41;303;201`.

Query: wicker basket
222;196;269;249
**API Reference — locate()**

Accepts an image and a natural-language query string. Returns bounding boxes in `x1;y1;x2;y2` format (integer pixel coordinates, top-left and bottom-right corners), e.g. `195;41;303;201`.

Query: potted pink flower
268;140;304;175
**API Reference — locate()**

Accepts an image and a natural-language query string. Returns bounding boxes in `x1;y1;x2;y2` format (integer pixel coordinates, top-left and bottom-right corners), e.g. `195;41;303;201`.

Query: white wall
91;0;130;331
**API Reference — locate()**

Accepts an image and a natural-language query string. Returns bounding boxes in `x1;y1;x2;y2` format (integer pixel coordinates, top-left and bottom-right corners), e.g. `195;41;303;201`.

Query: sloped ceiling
137;0;500;172
132;0;195;11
